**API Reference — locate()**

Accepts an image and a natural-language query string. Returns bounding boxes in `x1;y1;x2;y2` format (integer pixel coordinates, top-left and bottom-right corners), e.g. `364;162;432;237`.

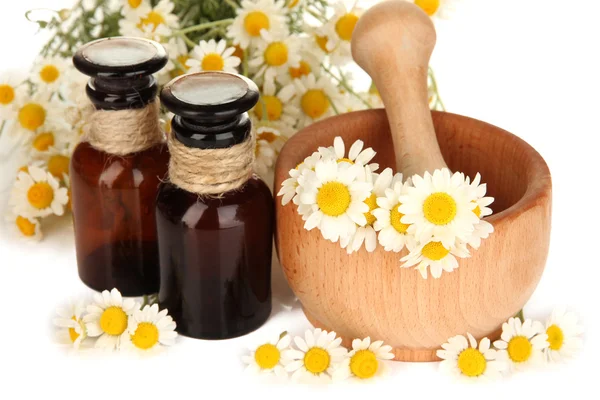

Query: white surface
1;0;598;398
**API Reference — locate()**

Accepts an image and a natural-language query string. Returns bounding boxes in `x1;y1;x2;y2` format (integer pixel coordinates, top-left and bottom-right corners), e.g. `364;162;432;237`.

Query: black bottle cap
161;72;260;149
73;37;168;110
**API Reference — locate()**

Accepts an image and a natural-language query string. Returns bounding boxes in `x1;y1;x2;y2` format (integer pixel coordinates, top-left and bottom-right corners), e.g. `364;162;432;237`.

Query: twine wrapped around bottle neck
167;129;256;196
83;100;164;156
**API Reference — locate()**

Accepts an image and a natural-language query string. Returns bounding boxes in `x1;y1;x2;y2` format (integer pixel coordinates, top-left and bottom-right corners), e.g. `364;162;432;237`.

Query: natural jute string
167;128;255;196
83;100;164;156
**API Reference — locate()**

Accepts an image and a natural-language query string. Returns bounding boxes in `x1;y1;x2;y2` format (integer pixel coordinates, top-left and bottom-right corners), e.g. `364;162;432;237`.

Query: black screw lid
161;72;260;149
73;37;168;110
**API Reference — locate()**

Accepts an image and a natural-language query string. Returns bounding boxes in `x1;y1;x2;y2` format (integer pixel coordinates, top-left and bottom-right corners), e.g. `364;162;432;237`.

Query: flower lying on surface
400;240;470;279
437;332;505;381
333;337;395;381
494;317;548;371
54;301;87;349
5;213;42;241
543;307;584;362
242;332;291;377
282;328;348;383
9;166;69;218
121;304;178;353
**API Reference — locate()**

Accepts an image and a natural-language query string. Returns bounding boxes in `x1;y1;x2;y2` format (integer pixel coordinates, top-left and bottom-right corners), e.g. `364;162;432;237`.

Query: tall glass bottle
70;37;169;296
157;72;274;339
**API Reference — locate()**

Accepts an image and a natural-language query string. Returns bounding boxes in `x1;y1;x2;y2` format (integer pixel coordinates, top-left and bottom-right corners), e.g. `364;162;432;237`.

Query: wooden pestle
351;0;448;177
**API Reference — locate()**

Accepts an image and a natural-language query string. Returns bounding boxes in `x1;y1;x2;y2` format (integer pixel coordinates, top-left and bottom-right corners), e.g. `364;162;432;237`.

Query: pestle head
351;1;447;177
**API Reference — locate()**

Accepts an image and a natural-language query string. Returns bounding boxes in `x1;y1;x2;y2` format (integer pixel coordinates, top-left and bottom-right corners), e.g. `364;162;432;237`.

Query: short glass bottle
70;37;169;296
157;72;274;339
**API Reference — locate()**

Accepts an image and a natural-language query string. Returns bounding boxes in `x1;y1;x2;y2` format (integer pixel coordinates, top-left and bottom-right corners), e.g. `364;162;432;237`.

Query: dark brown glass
156;177;274;339
71;142;169;296
71;37;169;296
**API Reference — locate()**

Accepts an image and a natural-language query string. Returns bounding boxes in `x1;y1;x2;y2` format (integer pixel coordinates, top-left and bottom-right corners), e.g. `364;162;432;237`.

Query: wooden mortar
274;0;552;362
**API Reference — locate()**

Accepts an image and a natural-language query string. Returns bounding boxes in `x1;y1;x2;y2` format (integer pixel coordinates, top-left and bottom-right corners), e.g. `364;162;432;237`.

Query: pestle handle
351;0;447;177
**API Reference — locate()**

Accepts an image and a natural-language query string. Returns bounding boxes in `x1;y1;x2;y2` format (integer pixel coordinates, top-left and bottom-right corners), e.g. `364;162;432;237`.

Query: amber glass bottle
70;37;169;296
157;72;274;339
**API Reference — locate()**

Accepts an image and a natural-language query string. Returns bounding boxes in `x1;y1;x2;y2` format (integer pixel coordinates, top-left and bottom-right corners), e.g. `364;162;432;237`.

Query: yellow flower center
254;95;283;121
364;193;377;226
32;132;55;152
68;316;80;343
335;13;359;41
201;53;225;71
473;203;481;218
390;205;409;234
507;336;533;363
287;0;300;8
15;216;36;237
19;166;29;173
254;343;280;369
138;11;165;32
170;55;190;77
27;182;54;210
304;347;330;374
414;0;440;16
421;241;449;261
546;325;564;351
47;154;70;178
350;350;378;379
99;306;128;336
40;65;60;84
423;192;457;225
0;84;15;105
258;130;279;143
244;11;270;36
131;322;159;350
264;42;288;67
337;157;354;164
457;348;487;377
289;60;311;79
315;35;331;53
317;181;351;217
128;0;142;8
18;103;46;131
301;89;329;119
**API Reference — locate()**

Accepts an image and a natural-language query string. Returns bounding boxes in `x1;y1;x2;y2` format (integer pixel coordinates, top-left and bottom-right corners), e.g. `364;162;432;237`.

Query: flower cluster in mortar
242;328;395;383
278;136;494;279
1;0;449;241
53;288;177;353
437;307;584;381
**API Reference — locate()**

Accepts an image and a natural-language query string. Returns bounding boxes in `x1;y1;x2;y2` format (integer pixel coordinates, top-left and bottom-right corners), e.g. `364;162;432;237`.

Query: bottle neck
171;113;252;149
86;75;158;110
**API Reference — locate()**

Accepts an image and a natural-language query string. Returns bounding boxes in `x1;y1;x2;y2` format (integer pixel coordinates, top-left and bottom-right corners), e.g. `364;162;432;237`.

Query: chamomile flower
121;304;177;353
13;91;56;138
299;159;372;243
162;37;190;82
119;0;178;40
252;83;299;127
543;307;584;362
372;176;415;253
248;31;301;88
31;56;69;91
0;72;24;119
242;332;291;377
322;2;362;65
121;0;152;18
399;168;479;248
493;317;549;371
400;239;470;279
5;213;42;241
26;121;72;154
277;151;321;206
437;332;505;381
285;0;303;9
255;137;277;178
413;0;459;19
9;166;68;218
227;0;288;49
318;136;378;169
54;301;87;348
282;328;348;383
286;73;343;128
34;147;72;179
341;166;393;254
84;288;138;350
277;38;322;85
333;337;395;381
464;173;494;249
186;39;241;74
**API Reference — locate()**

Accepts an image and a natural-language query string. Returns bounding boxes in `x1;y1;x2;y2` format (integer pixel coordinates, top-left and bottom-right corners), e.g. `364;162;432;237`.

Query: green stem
177;18;233;35
306;7;327;23
428;67;446;111
321;63;372;109
178;32;197;48
223;0;239;10
328;94;340;115
0;120;6;138
515;309;525;322
242;48;249;76
279;331;288;340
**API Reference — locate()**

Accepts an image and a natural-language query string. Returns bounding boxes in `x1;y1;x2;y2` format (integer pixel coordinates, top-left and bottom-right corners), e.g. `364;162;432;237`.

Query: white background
0;0;598;398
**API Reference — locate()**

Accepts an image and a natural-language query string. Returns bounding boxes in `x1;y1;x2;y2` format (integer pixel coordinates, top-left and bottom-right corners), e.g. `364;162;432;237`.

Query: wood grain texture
351;0;448;176
274;110;552;362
